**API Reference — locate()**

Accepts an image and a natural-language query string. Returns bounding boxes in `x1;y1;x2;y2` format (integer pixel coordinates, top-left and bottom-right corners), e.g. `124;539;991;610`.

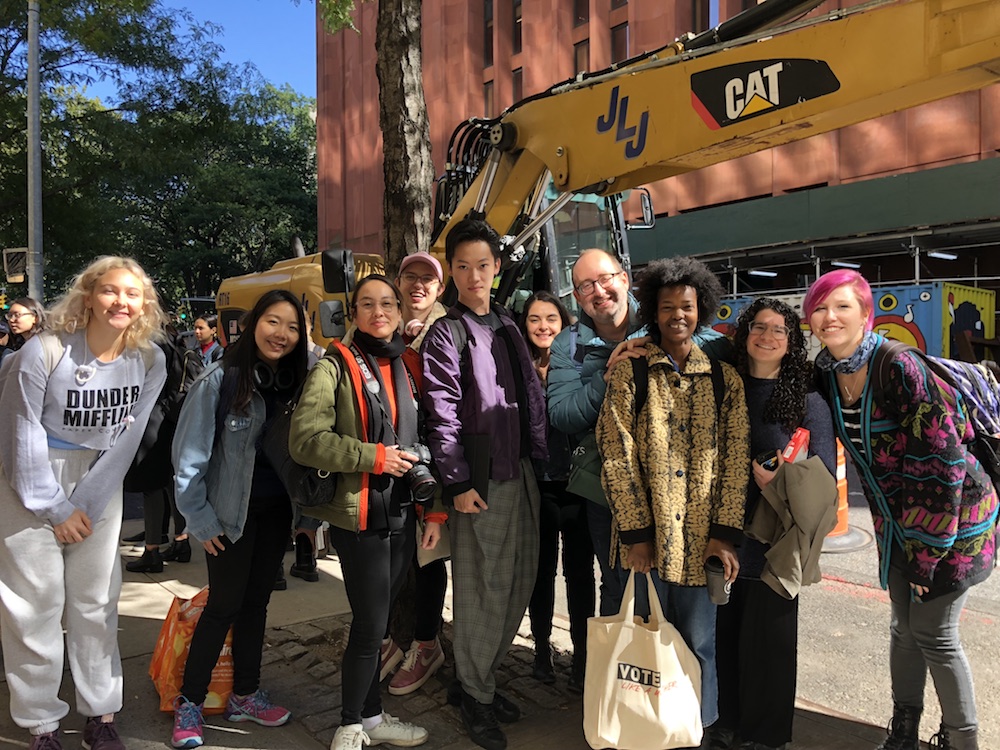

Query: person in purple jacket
420;219;547;750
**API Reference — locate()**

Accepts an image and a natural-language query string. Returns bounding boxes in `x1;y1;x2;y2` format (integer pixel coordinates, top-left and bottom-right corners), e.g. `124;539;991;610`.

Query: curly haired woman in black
713;298;836;750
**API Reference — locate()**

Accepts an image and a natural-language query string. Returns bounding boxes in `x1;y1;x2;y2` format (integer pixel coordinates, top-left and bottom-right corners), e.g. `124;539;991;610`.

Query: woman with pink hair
804;269;996;750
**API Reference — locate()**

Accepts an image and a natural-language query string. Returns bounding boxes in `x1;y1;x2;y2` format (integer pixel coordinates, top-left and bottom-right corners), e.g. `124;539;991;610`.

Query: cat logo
725;62;784;120
691;58;840;130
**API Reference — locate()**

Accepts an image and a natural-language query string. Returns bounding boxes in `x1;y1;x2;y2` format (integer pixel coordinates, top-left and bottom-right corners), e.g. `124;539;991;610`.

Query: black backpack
164;341;206;424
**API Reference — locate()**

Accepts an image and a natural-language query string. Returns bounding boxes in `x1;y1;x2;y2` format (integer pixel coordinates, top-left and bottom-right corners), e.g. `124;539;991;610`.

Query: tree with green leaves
0;1;318;313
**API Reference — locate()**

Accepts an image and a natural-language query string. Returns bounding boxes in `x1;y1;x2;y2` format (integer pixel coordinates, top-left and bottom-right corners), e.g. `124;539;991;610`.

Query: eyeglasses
748;322;789;339
400;272;439;286
355;299;399;314
574;272;621;296
5;311;35;321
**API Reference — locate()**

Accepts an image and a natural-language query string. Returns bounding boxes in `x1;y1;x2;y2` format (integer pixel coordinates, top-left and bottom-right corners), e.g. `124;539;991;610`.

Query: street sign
3;247;27;284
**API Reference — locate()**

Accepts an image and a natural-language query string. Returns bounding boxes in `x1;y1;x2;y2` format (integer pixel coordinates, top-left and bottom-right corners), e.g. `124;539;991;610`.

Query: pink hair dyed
803;269;875;331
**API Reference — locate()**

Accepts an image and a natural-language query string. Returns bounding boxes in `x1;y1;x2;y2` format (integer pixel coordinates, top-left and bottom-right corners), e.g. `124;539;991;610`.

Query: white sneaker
379;640;404;682
331;724;370;750
365;713;429;747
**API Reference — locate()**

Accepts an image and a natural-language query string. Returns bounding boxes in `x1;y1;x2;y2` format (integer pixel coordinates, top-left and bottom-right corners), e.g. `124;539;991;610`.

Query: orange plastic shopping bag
149;586;234;714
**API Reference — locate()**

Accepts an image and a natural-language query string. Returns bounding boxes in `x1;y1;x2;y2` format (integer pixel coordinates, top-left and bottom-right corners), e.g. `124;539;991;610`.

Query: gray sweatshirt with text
0;330;166;525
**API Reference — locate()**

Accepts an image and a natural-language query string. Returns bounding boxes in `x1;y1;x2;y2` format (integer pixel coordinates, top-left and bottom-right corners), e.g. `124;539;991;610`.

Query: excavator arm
431;0;1000;262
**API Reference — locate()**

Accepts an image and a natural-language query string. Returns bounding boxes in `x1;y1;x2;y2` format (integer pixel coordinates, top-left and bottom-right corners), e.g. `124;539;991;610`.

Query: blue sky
160;0;318;97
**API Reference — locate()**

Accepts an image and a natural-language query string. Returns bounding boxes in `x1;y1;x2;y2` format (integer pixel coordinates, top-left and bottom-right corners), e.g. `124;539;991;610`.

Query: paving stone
279;641;308;660
287;622;327;645
324;670;343;689
506;675;568;710
265;628;296;646
308;660;338;680
300;707;340;734
512;648;534;664
400;693;437;715
507;662;532;678
260;648;284;667
294;651;320;670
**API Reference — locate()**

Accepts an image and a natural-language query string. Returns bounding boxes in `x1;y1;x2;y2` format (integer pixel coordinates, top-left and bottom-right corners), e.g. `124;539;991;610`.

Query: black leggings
181;502;292;703
331;509;415;725
412;557;448;641
143;484;187;544
528;480;595;655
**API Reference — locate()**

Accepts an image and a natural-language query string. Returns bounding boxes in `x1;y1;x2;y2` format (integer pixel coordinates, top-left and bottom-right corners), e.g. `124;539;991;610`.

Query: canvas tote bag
583;571;704;749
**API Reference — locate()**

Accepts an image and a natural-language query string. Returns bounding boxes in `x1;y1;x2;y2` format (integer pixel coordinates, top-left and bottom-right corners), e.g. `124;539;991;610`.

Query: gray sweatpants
0;449;124;735
450;459;540;704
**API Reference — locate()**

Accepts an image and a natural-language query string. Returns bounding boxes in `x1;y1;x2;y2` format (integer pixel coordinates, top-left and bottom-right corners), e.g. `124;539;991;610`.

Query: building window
611;22;629;63
484;0;494;67
574;39;590;74
574;0;589;27
512;0;522;54
512;68;523;102
611;0;627;7
692;0;710;32
484;80;494;117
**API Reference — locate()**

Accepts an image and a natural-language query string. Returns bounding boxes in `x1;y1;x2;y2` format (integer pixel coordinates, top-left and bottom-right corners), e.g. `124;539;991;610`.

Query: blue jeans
648;573;720;727
585;500;647;617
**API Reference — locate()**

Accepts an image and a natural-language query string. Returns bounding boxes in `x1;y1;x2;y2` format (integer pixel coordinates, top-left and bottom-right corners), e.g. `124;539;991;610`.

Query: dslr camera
399;443;437;504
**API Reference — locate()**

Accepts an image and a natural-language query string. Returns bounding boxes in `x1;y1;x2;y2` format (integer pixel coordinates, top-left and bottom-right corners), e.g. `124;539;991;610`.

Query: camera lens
408;466;437;503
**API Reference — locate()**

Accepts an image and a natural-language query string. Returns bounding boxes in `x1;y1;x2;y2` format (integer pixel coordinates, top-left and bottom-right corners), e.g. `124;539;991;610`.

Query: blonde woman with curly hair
0;256;167;750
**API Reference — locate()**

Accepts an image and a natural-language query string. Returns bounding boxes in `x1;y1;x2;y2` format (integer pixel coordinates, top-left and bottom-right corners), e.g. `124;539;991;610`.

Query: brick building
315;0;1000;292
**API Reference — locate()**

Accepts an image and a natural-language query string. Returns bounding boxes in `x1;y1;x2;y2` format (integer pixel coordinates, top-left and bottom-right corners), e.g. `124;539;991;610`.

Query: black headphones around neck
252;361;295;391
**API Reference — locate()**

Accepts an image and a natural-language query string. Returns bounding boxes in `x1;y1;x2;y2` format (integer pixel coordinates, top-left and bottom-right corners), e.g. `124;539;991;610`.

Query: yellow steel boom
432;0;1000;257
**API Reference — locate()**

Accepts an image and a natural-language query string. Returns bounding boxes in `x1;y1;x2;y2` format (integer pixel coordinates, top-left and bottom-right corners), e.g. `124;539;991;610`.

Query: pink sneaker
379;638;404;682
388;638;445;695
224;689;291;727
171;697;204;748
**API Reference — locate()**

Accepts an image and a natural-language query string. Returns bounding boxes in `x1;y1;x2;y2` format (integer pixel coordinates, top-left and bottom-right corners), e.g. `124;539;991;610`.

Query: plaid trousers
450;458;540;703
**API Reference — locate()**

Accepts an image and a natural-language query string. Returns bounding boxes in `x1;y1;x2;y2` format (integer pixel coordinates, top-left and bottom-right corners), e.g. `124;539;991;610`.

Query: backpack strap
569;323;584;374
443;311;469;365
709;358;725;418
631;356;649;413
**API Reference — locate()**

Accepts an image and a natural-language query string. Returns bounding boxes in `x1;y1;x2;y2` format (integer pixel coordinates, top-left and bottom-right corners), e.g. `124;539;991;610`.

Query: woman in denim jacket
170;290;308;748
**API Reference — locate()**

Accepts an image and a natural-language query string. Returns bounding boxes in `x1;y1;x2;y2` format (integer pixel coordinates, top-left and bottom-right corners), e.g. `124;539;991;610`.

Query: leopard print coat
596;342;750;586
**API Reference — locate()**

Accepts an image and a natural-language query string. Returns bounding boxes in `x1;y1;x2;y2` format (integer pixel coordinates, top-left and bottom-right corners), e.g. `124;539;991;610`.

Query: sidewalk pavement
0;511;996;750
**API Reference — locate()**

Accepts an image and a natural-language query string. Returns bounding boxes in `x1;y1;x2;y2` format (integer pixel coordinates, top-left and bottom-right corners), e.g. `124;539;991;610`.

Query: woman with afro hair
714;298;836;750
596;256;750;745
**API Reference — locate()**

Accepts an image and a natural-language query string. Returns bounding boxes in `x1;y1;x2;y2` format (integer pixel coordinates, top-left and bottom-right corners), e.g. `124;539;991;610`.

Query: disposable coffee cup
704;556;732;605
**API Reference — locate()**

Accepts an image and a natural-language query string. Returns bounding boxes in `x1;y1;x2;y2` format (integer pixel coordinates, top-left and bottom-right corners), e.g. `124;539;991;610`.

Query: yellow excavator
217;0;1000;340
430;0;1000;308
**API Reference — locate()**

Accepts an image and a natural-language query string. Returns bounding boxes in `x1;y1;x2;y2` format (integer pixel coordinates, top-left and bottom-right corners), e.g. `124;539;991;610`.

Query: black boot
930;724;979;750
125;547;163;573
460;691;507;750
289;533;319;582
532;642;555;684
876;703;922;750
273;560;287;591
161;538;192;563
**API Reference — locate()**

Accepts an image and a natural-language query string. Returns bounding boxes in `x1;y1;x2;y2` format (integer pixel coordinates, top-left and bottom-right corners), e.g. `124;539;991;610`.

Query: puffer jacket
596;342;750;586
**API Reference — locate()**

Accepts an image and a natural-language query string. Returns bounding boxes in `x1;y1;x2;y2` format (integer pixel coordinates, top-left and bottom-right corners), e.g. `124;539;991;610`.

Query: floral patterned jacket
821;337;998;598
